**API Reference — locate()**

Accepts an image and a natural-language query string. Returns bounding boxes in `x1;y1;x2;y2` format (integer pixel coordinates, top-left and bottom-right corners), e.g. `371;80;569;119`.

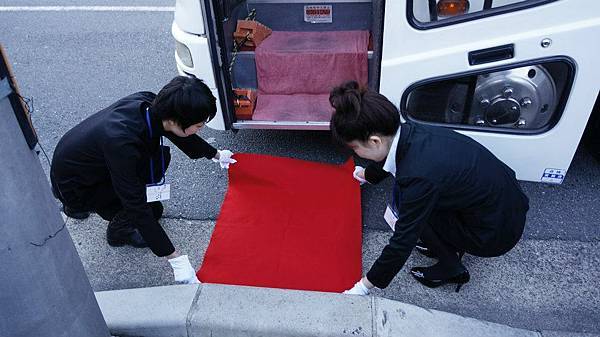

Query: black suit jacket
51;92;217;256
365;122;529;288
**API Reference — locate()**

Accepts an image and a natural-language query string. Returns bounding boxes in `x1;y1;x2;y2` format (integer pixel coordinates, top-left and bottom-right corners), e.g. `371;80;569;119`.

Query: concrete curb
96;284;200;337
96;284;543;337
540;332;600;337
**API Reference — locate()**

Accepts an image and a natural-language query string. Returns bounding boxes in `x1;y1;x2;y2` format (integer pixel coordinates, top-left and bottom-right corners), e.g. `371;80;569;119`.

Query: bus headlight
176;41;194;68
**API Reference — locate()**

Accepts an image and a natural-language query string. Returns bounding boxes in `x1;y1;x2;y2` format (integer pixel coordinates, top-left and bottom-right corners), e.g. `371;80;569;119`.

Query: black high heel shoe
410;266;470;292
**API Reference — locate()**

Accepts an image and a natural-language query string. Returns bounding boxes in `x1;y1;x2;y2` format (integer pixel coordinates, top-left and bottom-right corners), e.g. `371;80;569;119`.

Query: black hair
152;76;217;129
329;81;400;144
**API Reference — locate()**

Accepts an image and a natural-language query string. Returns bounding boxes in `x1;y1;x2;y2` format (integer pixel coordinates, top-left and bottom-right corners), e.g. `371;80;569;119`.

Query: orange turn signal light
437;0;470;17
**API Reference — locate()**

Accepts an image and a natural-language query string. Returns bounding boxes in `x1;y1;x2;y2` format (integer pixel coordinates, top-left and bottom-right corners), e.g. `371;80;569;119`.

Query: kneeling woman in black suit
331;81;530;295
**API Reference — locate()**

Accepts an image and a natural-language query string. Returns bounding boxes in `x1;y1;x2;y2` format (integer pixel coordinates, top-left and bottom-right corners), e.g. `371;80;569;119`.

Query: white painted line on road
0;6;174;12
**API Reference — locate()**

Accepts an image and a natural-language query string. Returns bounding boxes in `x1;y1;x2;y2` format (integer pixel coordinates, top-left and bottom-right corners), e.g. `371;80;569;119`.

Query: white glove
168;255;200;284
353;166;367;185
212;149;237;169
343;279;370;295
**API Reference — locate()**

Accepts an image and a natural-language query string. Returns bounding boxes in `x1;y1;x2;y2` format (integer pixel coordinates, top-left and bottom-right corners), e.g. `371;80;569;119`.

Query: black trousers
55;146;171;221
424;210;525;258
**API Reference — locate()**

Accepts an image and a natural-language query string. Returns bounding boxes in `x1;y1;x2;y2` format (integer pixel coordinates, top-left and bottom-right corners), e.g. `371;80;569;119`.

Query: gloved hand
212;149;237;169
353;166;367;185
168;255;201;284
343;279;370;295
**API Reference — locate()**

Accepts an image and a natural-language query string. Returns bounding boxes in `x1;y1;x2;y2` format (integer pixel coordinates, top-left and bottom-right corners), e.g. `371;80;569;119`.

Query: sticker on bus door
304;5;332;24
541;168;566;184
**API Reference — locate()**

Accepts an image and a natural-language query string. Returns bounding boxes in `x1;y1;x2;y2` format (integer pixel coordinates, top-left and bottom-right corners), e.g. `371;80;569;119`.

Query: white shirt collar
382;127;401;177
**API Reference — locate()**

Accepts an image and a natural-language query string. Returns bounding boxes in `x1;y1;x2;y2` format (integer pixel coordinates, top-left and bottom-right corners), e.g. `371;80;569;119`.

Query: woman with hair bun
331;81;529;295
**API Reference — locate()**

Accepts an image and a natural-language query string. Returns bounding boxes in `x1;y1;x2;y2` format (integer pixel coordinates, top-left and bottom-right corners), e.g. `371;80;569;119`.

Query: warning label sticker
304;5;333;23
541;168;566;184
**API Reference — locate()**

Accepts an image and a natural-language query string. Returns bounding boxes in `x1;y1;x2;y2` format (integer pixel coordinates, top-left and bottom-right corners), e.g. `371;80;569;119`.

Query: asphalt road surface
2;3;598;334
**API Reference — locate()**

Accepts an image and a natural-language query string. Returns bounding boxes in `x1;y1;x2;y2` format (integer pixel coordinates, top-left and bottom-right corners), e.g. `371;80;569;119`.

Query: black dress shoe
106;229;148;248
410;265;470;292
62;205;90;220
415;240;437;258
106;211;148;248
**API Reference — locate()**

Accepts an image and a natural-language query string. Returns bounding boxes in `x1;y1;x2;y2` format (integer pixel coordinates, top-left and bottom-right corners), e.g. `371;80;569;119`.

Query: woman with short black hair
51;76;236;284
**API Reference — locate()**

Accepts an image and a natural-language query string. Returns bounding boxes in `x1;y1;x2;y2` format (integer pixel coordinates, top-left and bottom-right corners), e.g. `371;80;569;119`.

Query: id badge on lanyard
145;108;171;202
147;184;170;202
384;184;399;231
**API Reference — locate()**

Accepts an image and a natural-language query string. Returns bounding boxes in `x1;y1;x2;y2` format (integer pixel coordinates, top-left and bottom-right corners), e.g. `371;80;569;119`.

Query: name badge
384;205;398;231
146;183;170;202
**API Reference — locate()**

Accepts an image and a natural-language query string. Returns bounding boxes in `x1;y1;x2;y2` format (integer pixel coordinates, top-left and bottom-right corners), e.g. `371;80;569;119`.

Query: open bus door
380;0;600;182
181;0;385;131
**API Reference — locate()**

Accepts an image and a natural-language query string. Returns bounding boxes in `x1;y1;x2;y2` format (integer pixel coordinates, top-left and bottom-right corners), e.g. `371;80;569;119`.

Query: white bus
172;0;600;183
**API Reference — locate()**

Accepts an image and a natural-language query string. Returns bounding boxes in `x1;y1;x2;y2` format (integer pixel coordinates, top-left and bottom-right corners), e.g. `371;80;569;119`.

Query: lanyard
390;183;400;217
145;107;166;186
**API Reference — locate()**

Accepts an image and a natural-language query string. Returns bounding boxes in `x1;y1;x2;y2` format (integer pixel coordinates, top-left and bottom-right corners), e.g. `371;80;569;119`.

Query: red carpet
197;153;362;292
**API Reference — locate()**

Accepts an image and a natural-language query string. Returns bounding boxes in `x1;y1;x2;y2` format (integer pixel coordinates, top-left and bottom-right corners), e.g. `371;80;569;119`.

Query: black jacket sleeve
366;177;439;288
104;138;175;257
165;133;218;160
364;162;390;184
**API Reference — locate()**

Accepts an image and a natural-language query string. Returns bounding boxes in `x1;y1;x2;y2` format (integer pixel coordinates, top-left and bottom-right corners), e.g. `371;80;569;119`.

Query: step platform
252;93;332;122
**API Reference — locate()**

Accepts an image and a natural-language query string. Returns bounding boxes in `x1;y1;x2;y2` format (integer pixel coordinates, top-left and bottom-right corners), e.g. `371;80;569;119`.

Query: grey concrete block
189;284;372;337
1;91;109;336
373;297;539;337
96;284;200;337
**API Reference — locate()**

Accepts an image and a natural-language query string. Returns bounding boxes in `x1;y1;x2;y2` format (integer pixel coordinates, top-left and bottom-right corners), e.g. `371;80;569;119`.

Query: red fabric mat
197;153;362;293
252;30;368;122
252;94;332;121
255;31;369;95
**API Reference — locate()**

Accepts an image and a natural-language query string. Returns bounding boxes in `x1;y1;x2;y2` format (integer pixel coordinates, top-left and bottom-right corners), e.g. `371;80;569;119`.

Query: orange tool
233;88;257;120
233;20;272;49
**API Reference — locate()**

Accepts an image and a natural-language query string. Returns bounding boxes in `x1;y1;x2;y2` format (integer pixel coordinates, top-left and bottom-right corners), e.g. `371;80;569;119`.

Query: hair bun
329;81;365;118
